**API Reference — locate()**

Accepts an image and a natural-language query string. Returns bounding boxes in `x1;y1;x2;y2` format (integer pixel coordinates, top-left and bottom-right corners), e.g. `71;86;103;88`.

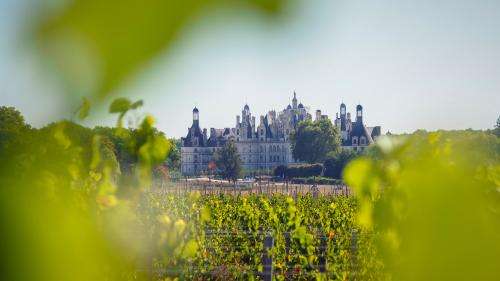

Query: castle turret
193;107;199;126
292;92;298;109
339;103;347;131
356;104;363;124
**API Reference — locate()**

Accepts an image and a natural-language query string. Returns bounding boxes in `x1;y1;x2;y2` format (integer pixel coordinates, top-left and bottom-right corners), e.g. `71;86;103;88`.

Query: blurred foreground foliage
34;0;288;98
0;103;179;281
345;130;500;281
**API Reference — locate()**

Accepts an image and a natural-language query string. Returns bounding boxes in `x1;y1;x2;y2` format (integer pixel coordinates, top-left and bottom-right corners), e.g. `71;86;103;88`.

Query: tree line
214;115;500;182
0;105;181;186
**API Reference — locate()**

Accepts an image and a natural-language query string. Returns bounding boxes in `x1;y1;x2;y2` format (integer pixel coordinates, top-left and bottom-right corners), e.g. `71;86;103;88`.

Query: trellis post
318;234;327;273
350;229;358;279
262;234;274;281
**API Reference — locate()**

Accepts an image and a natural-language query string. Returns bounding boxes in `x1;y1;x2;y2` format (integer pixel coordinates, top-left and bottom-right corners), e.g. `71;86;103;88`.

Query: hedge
291;176;343;185
274;163;323;179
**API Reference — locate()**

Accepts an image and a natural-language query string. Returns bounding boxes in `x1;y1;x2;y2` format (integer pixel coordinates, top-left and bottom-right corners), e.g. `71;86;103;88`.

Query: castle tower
356;104;363;124
340;103;347;131
242;104;251;122
192;107;199;126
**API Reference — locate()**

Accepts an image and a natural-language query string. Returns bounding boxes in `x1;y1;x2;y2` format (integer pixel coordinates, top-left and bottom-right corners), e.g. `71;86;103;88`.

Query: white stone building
180;93;381;176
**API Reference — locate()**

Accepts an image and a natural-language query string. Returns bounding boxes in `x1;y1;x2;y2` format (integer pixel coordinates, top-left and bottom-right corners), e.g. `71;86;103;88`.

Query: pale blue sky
1;0;499;138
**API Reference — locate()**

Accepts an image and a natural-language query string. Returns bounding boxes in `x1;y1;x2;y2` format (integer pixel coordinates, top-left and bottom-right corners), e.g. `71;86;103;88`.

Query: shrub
273;163;323;179
323;149;358;179
273;165;287;178
291;176;343;185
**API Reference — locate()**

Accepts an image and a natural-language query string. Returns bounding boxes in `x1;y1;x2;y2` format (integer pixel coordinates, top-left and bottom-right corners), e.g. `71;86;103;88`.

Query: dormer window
352;137;358;146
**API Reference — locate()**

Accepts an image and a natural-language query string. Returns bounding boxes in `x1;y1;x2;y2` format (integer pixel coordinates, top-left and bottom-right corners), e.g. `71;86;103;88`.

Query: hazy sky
1;0;499;138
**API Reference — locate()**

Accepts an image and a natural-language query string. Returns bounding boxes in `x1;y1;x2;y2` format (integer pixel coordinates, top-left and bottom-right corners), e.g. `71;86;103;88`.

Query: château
181;92;381;176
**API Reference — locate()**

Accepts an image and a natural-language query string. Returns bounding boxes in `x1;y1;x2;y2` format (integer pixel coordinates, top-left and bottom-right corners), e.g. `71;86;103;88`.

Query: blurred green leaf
344;132;500;281
109;98;131;114
77;97;91;120
130;100;143;110
181;240;198;259
35;0;288;98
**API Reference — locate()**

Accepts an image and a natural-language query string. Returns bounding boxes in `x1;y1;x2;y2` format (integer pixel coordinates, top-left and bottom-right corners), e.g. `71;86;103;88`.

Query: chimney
203;128;207;141
236;115;240;126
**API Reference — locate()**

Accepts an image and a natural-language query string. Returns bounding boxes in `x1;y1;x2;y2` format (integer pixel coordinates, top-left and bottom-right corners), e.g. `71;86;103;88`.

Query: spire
292;91;298;109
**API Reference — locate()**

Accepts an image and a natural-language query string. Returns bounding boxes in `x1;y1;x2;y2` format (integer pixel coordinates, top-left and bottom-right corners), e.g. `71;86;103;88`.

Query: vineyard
1;104;498;281
139;193;382;280
154;180;352;197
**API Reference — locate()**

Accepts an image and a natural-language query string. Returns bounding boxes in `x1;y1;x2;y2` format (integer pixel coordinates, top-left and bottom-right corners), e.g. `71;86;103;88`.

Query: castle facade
181;93;381;176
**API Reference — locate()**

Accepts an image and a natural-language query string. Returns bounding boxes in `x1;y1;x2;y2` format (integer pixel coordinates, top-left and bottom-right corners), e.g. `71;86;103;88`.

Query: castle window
261;129;264;135
360;137;366;145
237;129;240;135
352;137;358;146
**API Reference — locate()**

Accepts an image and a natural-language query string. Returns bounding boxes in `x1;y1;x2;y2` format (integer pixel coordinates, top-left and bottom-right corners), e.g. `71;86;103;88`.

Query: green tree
0;106;31;148
214;141;242;182
166;138;181;171
323;149;358;179
494;115;500;137
290;119;341;163
0;106;33;180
